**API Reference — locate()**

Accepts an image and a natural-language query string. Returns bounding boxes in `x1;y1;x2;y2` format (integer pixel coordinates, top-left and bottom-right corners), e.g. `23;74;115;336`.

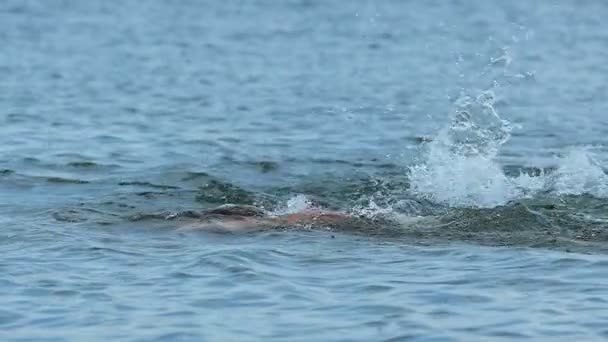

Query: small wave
52;210;88;223
181;171;212;181
66;161;99;168
45;177;89;184
248;160;280;173
118;181;180;190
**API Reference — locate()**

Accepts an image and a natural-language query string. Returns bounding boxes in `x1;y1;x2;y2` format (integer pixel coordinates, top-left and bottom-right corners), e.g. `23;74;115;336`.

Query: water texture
1;0;608;341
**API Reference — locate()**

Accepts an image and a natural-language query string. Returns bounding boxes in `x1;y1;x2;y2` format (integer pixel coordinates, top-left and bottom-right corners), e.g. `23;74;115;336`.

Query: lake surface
1;0;608;340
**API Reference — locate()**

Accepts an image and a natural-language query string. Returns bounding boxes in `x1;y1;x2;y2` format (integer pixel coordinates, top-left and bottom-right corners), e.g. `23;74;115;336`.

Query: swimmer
169;204;377;232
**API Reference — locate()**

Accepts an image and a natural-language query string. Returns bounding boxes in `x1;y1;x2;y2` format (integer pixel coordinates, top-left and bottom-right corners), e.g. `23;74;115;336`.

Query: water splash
409;96;608;207
271;194;314;216
409;89;539;208
550;148;608;198
352;198;395;218
444;90;511;157
407;37;606;207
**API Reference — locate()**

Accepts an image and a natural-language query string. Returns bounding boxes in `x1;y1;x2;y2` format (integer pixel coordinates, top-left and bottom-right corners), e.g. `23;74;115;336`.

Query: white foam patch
407;89;608;208
409;90;530;208
551;148;608;198
352;199;394;218
351;198;432;228
271;194;314;216
409;153;523;208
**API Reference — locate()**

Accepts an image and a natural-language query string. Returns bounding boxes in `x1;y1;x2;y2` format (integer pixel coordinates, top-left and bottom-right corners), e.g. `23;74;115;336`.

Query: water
2;0;608;340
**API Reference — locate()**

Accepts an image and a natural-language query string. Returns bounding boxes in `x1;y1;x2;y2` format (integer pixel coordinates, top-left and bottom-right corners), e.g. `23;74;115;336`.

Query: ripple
65;161;121;171
119;181;180;190
248;160;279;173
45;177;89;184
0;310;23;326
52;210;88;223
87;246;144;257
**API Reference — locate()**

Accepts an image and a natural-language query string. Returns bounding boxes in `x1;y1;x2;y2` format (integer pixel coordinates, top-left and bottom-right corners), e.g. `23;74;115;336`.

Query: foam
408;89;607;208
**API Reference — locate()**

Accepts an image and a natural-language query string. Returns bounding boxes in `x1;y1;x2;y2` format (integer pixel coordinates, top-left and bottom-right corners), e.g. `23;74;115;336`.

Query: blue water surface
1;1;608;341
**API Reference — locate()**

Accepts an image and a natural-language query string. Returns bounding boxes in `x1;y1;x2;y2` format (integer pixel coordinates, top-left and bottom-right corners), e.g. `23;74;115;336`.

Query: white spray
408;88;607;208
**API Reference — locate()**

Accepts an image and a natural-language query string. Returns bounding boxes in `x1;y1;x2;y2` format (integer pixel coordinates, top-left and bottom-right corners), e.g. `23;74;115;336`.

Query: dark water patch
180;171;212;182
248;160;279;173
309;157;401;170
67;161;98;168
45;177;89;184
357;284;394;294
169;272;206;279
136;191;176;199
50;289;79;297
150;332;203;342
52;210;88;223
196;179;258;205
503;165;557;177
100;201;137;211
218;136;241;144
22;157;41;164
442;203;551;233
409;202;608;253
119;181;180;190
0;309;23;327
4;112;43;124
5;159;116;180
53;153;95;159
182;138;224;147
99;187;202;217
88;246;144;257
63;161;123;173
0;169;14;175
93;135;127;143
412;136;434;144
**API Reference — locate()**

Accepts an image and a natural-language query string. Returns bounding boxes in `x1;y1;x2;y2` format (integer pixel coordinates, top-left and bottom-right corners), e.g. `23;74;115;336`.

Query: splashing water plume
409;89;531;208
409;90;608;208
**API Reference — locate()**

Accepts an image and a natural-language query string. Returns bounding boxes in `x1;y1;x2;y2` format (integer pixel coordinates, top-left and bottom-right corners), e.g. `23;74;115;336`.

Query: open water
1;0;608;340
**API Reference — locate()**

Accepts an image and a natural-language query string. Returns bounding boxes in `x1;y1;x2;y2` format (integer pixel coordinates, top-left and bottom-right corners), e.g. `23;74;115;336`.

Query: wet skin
175;205;368;232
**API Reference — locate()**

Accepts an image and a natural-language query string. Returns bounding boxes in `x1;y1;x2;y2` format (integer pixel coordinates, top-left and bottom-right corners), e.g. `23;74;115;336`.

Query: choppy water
2;0;608;340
